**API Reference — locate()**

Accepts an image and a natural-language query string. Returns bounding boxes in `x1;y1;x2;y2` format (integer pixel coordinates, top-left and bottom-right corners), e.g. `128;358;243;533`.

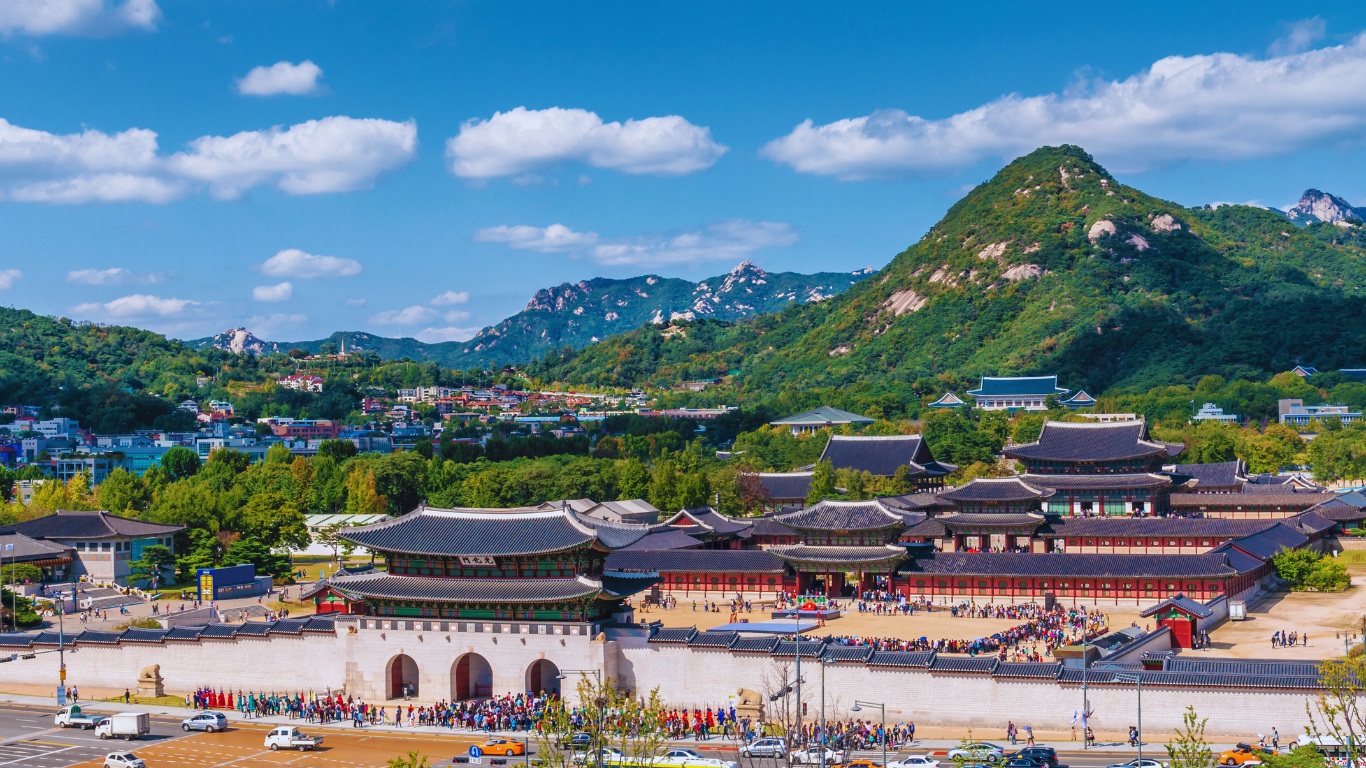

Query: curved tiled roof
907;552;1236;578
775;500;906;531
1170;492;1333;508
1;510;183;540
752;472;814;501
341;506;609;557
618;529;702;551
1038;517;1276;538
1021;473;1172;490
305;572;617;603
937;513;1047;531
817;435;956;478
939;477;1054;502
660;508;754;536
1006;421;1175;463
769;544;906;566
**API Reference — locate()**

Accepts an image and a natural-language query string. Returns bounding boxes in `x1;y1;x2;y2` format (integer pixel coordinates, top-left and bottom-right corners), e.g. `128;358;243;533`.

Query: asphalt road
0;702;1168;768
0;702;193;768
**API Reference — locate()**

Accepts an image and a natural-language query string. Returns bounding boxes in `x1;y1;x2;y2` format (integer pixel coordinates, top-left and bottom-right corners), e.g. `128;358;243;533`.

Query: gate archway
526;658;560;695
386;654;419;699
451;652;493;701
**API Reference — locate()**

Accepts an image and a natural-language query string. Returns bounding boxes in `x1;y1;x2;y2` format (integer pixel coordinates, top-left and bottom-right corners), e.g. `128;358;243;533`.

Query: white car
1108;761;1168;768
656;749;739;768
949;744;1006;763
104;753;145;768
893;757;941;768
792;747;845;765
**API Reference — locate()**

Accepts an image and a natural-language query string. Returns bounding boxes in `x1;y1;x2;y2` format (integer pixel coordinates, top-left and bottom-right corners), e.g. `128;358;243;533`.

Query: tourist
1271;728;1280;749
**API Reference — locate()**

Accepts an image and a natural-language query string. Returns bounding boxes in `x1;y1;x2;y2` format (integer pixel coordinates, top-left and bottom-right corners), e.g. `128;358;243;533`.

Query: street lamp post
850;701;887;768
1080;610;1090;749
819;658;827;768
558;669;605;768
1116;674;1143;768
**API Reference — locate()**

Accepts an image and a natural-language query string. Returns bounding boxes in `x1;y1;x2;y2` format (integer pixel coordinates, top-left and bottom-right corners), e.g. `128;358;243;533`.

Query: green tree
1165;706;1215;768
318;439;358;461
223;538;291;579
1;562;43;584
806;460;837;504
385;752;431;768
1307;657;1366;762
175;528;224;582
264;443;293;465
344;468;388;515
1272;548;1321;589
617;459;650;500
1306;558;1352;592
1261;746;1328;768
128;544;175;587
96;468;149;514
0;587;41;629
161;446;202;481
239;492;311;552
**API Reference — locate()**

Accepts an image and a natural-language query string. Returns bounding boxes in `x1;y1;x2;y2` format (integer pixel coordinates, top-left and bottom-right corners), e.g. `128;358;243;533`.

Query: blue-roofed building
966;376;1069;411
929;391;966;409
1059;390;1096;409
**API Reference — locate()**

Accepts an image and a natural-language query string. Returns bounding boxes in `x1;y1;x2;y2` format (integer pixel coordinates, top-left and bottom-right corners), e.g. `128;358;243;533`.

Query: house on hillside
1278;399;1362;426
1059;390;1096;409
966;376;1069;411
279;374;324;393
769;406;873;435
1193;403;1239;423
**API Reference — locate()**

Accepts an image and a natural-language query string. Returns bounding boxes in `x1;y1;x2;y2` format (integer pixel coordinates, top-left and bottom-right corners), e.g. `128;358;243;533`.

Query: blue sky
3;1;1366;342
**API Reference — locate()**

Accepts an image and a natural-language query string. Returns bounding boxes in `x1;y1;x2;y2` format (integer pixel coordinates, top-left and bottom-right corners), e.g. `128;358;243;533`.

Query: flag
1070;710;1078;725
3;543;13;551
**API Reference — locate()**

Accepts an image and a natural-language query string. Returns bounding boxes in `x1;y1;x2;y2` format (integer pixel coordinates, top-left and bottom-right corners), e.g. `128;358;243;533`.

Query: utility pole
1081;615;1089;749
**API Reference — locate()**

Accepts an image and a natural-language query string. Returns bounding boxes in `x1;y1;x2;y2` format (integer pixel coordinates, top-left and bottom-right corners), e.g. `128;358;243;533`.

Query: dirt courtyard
639;600;1145;658
1204;573;1366;659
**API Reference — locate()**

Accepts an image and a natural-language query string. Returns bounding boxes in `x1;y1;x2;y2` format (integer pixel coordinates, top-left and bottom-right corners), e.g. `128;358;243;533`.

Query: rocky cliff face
200;327;280;355
1286;189;1366;225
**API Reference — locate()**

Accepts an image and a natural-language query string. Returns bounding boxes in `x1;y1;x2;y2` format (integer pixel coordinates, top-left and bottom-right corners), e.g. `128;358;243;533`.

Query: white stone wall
0;627;1335;735
618;643;1322;736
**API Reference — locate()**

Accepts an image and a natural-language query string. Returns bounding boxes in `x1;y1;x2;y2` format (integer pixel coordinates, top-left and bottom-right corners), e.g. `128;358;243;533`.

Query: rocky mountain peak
1286;189;1365;225
210;327;269;355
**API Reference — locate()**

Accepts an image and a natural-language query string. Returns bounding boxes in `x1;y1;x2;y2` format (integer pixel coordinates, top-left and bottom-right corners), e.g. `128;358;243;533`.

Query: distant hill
189;262;873;368
1285;188;1366;226
523;145;1366;409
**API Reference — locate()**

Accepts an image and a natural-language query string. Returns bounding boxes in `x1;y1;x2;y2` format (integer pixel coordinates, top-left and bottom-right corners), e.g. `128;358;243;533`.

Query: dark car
1009;748;1058;768
1006;759;1046;768
559;733;594;750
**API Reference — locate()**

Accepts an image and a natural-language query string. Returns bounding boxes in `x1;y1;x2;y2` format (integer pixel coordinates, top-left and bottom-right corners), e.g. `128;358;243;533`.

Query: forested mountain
189;262;872;367
1285;189;1366;226
524;146;1366;413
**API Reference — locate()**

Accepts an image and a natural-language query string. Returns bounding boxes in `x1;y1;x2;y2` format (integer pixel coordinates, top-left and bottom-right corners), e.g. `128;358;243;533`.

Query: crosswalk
0;739;90;768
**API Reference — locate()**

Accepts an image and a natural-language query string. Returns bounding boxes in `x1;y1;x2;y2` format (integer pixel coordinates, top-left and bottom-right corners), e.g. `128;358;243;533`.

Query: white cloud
169;116;417;197
235;60;324;96
0;0;159;37
246;313;307;338
414;326;481;343
66;267;165;285
344;297;367;307
0;269;21;290
0;115;415;203
430;290;469;306
446;107;726;179
472;223;601;253
475;220;798;267
370;305;439;326
442;310;471;322
1271;17;1326;57
762;33;1366;179
252;282;294;302
72;293;197;318
260;248;361;279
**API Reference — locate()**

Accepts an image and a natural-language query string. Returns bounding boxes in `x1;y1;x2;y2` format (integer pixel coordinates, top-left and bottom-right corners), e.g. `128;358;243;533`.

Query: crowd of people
1272;630;1308;648
815;602;1108;661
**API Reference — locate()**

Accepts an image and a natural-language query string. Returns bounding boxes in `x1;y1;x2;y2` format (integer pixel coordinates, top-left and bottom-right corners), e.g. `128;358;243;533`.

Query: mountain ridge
523;145;1366;409
188;261;873;367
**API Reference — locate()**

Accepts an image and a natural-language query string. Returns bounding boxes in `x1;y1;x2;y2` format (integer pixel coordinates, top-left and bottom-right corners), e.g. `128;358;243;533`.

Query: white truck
55;705;101;729
265;726;324;752
96;713;151;741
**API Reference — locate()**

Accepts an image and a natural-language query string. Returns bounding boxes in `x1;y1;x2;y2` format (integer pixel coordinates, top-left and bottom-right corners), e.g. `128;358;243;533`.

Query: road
0;703;1169;768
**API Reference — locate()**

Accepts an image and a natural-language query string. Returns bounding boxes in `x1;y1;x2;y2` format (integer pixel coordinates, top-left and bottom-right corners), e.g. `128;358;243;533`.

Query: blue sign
56;686;66;706
469;746;483;758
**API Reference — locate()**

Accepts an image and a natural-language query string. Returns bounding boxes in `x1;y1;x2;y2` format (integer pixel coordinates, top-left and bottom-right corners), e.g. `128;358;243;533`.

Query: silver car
181;711;228;732
741;738;788;759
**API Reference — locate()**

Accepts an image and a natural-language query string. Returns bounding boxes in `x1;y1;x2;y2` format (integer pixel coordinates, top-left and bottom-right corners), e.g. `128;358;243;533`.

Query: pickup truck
96;713;151;741
55;705;101;729
265;726;324;752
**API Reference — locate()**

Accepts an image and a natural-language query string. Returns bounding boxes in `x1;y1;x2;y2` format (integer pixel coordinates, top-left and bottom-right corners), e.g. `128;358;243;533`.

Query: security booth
1140;593;1213;649
196;564;272;601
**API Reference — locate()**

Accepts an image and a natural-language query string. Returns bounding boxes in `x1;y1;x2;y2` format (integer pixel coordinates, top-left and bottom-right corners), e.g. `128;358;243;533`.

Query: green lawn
1336;550;1366;566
